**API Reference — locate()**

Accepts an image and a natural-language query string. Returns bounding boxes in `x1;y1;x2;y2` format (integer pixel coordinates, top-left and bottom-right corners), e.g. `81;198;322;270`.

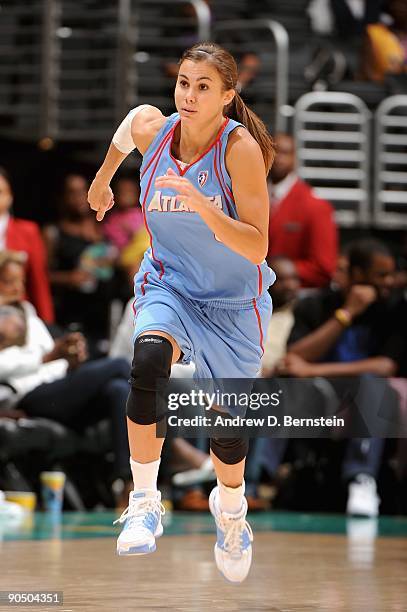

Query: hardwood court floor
1;527;406;612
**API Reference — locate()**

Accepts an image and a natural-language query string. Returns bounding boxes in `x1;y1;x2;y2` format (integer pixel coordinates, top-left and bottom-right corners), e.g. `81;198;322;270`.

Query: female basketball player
88;43;275;584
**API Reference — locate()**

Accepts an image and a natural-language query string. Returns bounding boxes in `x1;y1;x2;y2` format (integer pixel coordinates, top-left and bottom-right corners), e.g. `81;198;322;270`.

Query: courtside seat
0;416;114;510
0;417;80;460
0;415;114;462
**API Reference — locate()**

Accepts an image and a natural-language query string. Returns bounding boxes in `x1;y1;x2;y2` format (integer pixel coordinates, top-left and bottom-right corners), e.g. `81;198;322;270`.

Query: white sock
217;479;245;514
130;457;161;491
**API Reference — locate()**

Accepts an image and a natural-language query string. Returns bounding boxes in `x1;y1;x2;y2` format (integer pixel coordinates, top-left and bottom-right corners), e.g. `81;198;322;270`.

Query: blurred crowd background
0;0;406;517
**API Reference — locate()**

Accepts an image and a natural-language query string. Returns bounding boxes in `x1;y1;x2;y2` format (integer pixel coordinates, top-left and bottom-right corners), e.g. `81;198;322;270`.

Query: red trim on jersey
257;265;263;296
213;143;233;217
141;128;174;180
215;142;235;215
252;298;264;356
169;117;230;176
132;296;137;317
217;141;234;202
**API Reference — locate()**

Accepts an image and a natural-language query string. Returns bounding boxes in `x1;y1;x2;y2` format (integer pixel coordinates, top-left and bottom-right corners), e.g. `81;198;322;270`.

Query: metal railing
214;20;289;133
294;92;371;227
0;0;128;142
374;95;407;229
53;1;126;141
0;0;45;139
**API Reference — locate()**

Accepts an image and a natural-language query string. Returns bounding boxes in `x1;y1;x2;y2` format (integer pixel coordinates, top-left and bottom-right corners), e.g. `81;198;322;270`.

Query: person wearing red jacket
0;167;54;323
268;134;338;288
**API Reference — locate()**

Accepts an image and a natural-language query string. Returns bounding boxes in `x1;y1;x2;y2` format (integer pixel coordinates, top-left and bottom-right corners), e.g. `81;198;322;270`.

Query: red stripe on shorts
257;265;263;296
141;271;150;295
252;297;264;356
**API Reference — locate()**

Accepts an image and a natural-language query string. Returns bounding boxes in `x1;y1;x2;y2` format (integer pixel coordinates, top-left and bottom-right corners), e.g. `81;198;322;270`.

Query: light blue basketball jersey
138;112;275;302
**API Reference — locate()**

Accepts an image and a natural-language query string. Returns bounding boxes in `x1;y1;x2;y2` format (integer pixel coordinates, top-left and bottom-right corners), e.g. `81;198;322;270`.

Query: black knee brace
210;437;249;465
126;334;173;425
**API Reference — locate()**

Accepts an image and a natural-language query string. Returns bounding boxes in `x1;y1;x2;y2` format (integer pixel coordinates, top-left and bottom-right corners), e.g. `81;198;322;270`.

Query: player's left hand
155;168;208;212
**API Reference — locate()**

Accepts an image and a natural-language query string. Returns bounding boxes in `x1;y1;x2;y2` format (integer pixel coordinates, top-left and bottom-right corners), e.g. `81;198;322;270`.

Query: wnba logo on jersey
197;170;208;188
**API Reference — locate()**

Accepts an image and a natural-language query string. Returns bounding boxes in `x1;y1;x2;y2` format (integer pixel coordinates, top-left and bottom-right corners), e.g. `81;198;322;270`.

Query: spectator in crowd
261;255;301;377
331;0;384;37
0;251;132;500
308;0;383;37
331;247;350;292
361;0;407;82
103;176;144;252
0;167;54;323
43;174;117;345
267;134;338;288
0;304;26;350
275;238;403;516
103;175;149;287
236;53;261;92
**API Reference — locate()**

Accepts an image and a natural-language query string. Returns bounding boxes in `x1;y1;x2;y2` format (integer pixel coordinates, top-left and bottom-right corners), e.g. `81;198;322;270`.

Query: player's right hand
87;179;114;221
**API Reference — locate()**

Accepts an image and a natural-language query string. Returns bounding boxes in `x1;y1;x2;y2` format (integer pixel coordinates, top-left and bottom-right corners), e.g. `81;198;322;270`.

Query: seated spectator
331;247;350;292
43;174;117;345
361;0;407;82
103;175;144;252
267;134;338;288
0;252;132;501
101;175;148;297
0;167;54;323
261;256;300;377
308;0;383;37
0;305;26;350
276;238;404;516
237;53;261;92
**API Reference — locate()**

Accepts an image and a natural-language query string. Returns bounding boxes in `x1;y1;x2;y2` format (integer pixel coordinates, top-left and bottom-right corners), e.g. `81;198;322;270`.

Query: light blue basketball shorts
132;270;272;382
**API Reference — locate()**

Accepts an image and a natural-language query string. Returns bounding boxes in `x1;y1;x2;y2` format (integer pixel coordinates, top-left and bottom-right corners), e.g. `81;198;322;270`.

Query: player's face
175;60;234;123
0;175;13;216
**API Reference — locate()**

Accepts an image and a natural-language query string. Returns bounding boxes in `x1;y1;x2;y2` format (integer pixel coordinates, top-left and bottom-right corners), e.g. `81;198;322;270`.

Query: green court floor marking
1;511;406;541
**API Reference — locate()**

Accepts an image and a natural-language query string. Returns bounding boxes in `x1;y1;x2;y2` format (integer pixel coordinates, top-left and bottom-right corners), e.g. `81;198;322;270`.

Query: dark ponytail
180;43;275;173
228;92;275;173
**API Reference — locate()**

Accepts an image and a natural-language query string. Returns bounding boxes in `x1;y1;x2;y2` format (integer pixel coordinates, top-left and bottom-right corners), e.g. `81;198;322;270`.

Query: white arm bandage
112;104;151;154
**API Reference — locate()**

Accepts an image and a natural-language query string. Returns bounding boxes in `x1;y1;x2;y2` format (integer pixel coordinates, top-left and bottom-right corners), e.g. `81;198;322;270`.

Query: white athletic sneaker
172;457;216;487
114;489;165;555
209;486;253;584
0;490;25;520
346;474;380;517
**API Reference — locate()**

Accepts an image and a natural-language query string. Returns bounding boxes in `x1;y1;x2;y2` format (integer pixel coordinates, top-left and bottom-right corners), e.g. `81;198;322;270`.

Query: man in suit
267;134;338;288
0;167;54;323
